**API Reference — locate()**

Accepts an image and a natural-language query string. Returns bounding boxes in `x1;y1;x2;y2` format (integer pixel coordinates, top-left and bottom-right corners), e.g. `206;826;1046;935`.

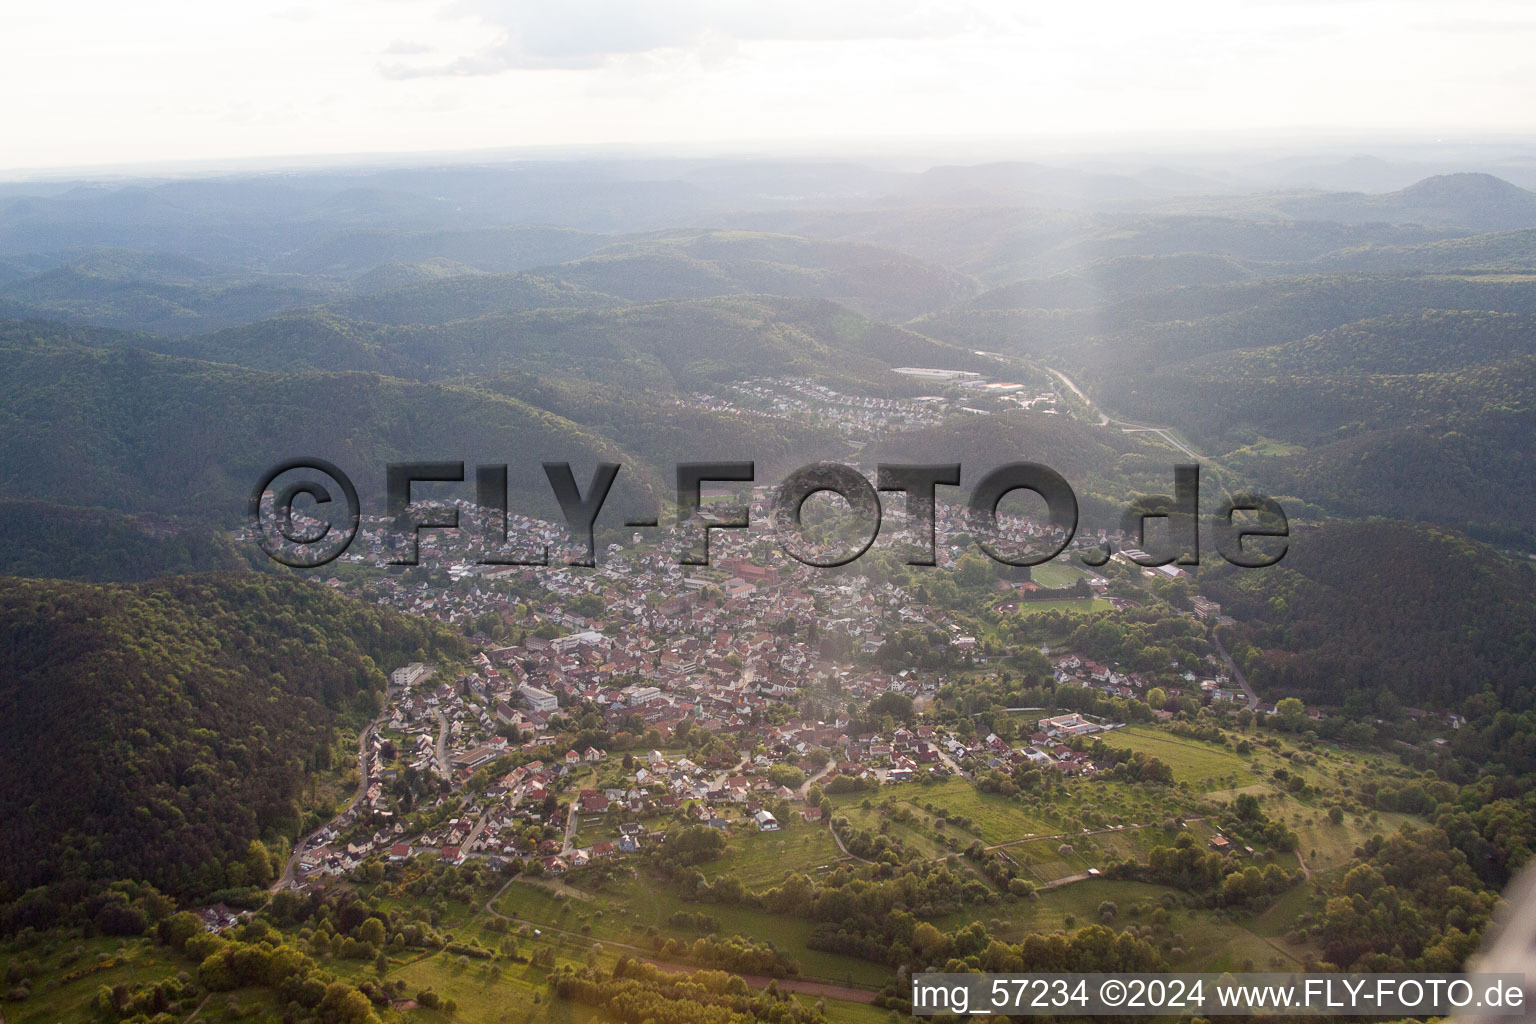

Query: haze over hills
1280;173;1536;232
5;149;1536;1024
2;160;1535;548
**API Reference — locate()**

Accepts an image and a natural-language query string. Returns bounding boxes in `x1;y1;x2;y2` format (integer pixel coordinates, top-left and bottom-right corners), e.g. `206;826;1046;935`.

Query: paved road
934;744;969;779
272;668;437;890
1043;366;1108;426
1212;631;1259;710
463;800;497;855
797;761;833;798
1119;425;1203;461
273;714;384;891
1043;363;1240;503
1046;366;1202;454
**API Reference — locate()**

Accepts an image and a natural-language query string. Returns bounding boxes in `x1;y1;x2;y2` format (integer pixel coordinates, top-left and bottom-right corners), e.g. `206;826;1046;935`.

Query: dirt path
828;821;873;864
1042;872;1091;889
432;710;450;779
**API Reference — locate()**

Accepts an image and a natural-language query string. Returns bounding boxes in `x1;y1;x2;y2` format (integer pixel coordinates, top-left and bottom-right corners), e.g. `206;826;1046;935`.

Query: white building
518;684;559;713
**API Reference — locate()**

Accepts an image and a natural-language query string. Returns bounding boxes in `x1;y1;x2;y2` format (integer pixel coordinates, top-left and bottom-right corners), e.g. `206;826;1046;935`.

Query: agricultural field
828;777;1056;847
1104;725;1259;791
491;876;891;989
697;823;844;888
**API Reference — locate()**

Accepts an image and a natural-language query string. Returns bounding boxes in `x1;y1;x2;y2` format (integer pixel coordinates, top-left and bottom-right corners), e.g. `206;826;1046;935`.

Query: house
388;843;412;862
439;846;463;865
618;835;639;853
754;809;780;831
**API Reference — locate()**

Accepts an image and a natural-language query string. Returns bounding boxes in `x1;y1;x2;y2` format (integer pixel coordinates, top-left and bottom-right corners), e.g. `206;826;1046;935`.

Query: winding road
273;667;436;891
273;715;384;891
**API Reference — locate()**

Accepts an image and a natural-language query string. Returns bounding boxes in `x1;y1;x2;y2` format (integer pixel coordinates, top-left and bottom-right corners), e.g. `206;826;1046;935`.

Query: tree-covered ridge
1206;521;1536;719
1089;309;1536;535
160;294;1004;392
0;572;466;898
0;499;257;582
540;229;978;321
918;272;1536;373
0;322;657;520
328;271;621;326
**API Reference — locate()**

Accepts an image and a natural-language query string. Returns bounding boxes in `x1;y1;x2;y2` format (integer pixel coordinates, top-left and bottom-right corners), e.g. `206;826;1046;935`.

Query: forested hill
1205;521;1536;718
0;572;466;900
0;498;258;581
0;321;659;522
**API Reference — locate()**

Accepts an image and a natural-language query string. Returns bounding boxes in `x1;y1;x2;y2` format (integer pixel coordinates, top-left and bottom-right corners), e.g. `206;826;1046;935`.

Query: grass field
389;955;604;1024
830;777;1055;847
1228;437;1306;458
1284;803;1420;875
699;822;844;888
492;876;891;988
1;936;184;1024
934;877;1306;972
1030;562;1091;589
1104;726;1258;790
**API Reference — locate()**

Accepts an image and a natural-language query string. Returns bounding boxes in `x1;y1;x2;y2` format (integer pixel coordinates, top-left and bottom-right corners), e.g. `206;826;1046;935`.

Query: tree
241;839;275;887
1146;687;1168;709
1277;697;1306;731
358;917;386;947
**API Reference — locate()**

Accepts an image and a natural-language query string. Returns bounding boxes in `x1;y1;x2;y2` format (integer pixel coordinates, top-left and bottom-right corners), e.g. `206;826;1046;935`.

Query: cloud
382;38;436;55
384;0;1016;76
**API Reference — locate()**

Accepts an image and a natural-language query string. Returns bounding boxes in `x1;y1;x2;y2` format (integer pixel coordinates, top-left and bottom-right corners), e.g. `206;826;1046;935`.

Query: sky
4;0;1536;172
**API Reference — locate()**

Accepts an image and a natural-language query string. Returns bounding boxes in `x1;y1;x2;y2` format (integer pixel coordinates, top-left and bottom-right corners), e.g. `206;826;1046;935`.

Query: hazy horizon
8;0;1536;174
